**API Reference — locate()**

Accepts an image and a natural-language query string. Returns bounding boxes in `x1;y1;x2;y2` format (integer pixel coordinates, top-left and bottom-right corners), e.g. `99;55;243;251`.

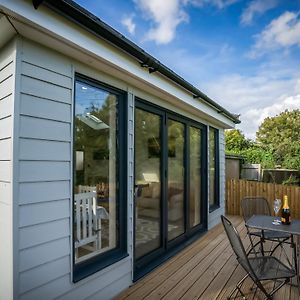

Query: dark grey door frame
133;98;208;280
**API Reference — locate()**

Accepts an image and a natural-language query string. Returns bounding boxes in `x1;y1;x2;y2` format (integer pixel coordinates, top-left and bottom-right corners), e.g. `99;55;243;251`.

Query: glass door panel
167;119;185;241
135;108;162;259
189;126;201;227
134;100;207;280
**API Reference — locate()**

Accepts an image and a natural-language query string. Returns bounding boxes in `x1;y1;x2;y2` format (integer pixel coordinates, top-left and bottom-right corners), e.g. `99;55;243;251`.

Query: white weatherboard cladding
0;70;14;99
17;37;74;299
0;39;15;300
15;38;133;300
0;94;13;119
21;94;71;122
0;138;12;160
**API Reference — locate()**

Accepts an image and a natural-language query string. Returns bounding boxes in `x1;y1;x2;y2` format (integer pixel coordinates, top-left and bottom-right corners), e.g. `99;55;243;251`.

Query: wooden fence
226;179;300;219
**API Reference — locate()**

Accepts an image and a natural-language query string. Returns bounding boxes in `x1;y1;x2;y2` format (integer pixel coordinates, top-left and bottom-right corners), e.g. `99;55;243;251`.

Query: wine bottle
281;195;291;225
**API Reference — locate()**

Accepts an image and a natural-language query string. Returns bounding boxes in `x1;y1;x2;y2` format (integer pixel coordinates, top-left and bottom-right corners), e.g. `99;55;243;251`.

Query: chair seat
249;256;296;281
250;229;291;240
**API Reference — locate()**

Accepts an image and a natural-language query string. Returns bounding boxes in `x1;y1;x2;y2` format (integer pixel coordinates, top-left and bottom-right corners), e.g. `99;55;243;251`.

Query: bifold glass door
189;126;202;227
167;119;185;241
135;108;162;259
134;101;207;277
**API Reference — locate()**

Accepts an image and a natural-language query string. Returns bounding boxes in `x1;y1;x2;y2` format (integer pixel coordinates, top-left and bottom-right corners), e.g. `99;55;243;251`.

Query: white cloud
219;43;234;56
133;0;239;44
134;0;188;44
249;11;300;57
186;0;239;9
239;94;300;139
121;15;136;35
203;67;300;139
205;74;293;111
241;0;278;25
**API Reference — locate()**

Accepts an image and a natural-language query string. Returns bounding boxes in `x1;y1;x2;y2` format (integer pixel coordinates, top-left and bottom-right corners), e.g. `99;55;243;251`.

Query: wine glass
273;198;281;225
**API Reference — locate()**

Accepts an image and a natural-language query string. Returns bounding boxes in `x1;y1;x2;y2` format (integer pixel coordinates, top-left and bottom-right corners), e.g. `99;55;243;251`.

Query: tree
240;146;275;169
256;109;300;147
282;143;300;170
256;109;300;169
225;129;251;152
225;110;300;171
225;129;275;168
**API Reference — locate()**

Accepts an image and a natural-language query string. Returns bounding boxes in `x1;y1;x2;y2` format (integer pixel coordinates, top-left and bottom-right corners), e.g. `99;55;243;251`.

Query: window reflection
135;108;161;259
74;81;118;263
209;127;218;208
168;120;185;241
190;127;201;227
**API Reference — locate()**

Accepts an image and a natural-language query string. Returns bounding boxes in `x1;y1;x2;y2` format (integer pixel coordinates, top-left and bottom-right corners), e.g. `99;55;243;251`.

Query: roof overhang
0;12;17;48
0;0;240;128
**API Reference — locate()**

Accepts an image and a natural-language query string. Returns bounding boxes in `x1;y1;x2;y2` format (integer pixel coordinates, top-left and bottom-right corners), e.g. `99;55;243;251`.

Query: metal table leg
290;235;300;294
297;235;300;294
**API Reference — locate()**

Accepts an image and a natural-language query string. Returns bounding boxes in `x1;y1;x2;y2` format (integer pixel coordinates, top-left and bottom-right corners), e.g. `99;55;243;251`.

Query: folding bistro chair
241;197;291;256
221;215;295;300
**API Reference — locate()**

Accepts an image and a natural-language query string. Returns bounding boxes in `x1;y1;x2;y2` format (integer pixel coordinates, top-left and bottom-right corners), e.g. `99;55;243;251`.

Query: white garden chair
74;188;109;261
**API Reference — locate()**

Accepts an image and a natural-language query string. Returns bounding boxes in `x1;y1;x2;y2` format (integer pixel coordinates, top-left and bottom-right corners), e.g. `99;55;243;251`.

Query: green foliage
282;143;300;170
282;175;300;186
226;110;300;171
225;129;273;168
256;109;300;147
225;129;251;152
256;109;300;170
239;147;275;169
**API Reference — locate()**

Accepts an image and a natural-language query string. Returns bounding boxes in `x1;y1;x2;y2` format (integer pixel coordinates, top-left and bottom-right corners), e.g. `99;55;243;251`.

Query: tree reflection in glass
135;108;162;259
168;120;185;241
74;81;118;263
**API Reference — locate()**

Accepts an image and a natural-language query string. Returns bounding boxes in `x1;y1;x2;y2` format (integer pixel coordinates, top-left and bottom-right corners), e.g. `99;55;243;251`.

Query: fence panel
226;179;300;219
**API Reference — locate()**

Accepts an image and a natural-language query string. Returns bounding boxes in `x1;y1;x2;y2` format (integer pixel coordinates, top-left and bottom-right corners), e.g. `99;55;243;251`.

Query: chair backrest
241;196;271;222
221;215;255;277
78;185;97;193
74;191;97;248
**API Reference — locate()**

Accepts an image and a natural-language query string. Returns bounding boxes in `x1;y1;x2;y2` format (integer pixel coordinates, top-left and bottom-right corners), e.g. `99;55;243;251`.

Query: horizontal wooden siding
17;38;133;300
0;38;15;300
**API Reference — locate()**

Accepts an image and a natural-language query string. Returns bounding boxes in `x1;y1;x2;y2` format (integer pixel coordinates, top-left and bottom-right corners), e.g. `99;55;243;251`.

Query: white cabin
0;0;239;299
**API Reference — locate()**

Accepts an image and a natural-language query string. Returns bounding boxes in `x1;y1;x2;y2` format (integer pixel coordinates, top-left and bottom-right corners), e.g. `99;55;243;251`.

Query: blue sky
74;0;300;139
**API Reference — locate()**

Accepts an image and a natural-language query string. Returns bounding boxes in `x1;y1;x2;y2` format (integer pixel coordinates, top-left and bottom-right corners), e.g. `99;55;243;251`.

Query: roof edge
33;0;240;124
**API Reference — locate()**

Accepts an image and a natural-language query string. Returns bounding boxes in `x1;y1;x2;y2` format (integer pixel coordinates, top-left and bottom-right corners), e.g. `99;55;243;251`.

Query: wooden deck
116;216;299;300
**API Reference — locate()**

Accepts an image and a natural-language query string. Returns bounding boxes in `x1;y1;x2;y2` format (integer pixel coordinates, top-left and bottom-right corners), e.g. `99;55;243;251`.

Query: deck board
115;216;297;300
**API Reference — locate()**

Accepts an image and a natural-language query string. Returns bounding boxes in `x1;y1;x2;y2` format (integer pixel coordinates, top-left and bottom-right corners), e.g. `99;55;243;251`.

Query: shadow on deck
115;216;299;300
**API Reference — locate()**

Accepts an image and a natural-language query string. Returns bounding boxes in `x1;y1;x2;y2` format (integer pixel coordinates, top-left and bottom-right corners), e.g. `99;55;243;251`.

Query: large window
209;127;219;211
73;75;127;281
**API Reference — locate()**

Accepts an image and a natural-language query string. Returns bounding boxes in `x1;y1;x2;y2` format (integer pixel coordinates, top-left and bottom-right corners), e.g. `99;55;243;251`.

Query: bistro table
246;214;300;291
